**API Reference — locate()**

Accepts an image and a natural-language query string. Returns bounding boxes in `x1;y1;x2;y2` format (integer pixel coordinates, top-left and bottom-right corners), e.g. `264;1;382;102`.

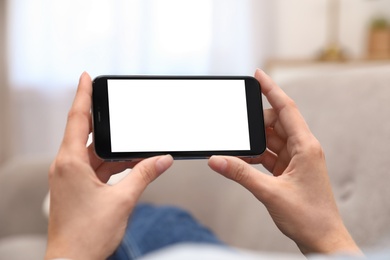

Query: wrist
45;239;91;260
45;240;107;260
298;224;363;256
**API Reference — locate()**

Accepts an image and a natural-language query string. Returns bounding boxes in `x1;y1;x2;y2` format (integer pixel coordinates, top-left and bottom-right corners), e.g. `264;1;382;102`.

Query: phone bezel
92;75;266;160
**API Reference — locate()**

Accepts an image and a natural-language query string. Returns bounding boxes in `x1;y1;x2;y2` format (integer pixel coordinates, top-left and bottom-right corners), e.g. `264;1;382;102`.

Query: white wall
274;0;328;59
273;0;390;59
250;0;277;68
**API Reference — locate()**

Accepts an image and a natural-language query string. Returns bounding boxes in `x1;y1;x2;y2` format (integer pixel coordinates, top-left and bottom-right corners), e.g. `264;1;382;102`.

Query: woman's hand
45;72;173;260
208;69;362;255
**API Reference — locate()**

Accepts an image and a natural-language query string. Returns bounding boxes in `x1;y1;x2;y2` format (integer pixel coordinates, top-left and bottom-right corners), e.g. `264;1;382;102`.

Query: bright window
7;0;213;89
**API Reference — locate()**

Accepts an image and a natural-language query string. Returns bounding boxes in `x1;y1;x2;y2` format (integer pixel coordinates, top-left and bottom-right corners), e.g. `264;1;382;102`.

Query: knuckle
137;163;156;184
232;162;249;184
51;153;78;177
67;108;90;123
279;96;298;113
67;108;78;120
48;161;56;180
301;137;325;159
311;140;325;159
286;97;297;108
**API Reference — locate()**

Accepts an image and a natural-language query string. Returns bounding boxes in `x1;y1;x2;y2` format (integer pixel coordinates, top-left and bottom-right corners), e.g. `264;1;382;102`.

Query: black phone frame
92;75;266;161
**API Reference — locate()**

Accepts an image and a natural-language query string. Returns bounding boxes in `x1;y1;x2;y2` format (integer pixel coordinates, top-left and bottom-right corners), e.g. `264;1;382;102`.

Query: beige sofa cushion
282;66;390;251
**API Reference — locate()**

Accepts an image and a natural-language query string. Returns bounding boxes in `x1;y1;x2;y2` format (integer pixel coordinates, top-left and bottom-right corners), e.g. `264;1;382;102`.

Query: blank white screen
107;79;250;152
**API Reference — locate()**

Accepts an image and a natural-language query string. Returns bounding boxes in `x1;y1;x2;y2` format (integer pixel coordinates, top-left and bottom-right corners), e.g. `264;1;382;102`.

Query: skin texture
208;69;362;255
45;72;173;260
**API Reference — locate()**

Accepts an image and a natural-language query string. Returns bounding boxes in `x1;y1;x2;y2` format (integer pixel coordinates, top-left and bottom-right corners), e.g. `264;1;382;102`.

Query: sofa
1;65;390;259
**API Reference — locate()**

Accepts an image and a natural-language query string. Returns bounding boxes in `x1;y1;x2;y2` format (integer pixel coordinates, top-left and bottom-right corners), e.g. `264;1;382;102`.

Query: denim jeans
108;204;224;260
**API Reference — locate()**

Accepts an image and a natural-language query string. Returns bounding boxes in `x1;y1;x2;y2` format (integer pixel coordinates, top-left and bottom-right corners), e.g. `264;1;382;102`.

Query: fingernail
155;155;173;173
210;156;228;172
79;72;85;83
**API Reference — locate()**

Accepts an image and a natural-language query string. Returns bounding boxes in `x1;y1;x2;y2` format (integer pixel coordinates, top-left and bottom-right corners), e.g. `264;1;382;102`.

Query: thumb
208;155;274;201
116;155;173;197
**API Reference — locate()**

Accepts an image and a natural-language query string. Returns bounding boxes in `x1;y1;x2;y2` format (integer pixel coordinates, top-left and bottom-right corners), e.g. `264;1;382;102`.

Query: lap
109;204;223;260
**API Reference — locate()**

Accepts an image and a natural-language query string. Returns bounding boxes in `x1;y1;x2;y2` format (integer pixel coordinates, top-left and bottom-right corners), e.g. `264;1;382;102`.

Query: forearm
297;221;363;256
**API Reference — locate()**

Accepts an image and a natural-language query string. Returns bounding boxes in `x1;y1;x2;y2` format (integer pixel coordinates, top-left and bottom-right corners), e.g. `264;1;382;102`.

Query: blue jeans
108;204;224;260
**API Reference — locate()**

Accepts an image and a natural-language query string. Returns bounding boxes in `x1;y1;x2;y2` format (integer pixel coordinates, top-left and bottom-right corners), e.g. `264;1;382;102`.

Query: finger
257;149;278;173
240;155;262;165
95;160;141;183
208;155;274;201
241;120;286;167
266;127;286;155
61;72;93;153
272;147;290;176
240;149;289;176
263;108;277;128
87;143;141;182
242;109;278;165
115;155;173;197
263;108;288;142
87;143;104;169
240;148;277;169
255;69;310;138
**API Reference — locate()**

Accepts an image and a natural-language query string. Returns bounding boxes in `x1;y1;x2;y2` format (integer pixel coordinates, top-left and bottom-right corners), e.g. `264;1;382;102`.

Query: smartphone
92;75;266;161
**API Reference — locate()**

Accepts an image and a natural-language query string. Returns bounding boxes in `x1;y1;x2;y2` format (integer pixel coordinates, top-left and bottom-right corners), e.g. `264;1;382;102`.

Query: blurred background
1;0;390;162
1;0;390;257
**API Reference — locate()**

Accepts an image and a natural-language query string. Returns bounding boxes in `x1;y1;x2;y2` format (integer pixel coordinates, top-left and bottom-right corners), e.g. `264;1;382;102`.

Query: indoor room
1;0;390;259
